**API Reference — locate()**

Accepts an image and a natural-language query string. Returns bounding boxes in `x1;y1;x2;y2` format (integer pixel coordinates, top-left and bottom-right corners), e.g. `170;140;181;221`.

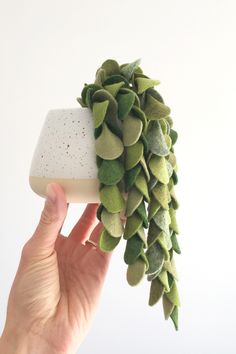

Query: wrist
0;326;65;354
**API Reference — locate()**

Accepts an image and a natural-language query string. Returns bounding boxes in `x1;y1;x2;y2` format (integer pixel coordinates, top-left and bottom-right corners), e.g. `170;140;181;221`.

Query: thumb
23;183;68;260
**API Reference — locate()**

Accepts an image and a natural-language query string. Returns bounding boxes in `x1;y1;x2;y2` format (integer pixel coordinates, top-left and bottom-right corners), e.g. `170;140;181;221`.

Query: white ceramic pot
29;107;100;203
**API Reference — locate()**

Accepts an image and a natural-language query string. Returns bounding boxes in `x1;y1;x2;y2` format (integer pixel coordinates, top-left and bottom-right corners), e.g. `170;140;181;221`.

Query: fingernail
46;184;57;205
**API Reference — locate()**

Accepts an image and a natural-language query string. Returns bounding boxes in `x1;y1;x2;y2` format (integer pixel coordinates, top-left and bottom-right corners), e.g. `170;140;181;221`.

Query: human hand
0;183;112;354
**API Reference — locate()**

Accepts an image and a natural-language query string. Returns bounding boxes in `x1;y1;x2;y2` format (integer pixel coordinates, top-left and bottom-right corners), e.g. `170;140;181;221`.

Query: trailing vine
77;59;180;330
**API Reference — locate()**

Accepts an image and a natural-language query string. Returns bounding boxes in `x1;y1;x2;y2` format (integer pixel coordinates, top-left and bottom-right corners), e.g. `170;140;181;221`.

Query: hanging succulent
77;58;180;330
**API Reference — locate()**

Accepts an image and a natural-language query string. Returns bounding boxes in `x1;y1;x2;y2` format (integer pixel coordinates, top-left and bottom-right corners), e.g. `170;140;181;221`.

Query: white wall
0;1;235;353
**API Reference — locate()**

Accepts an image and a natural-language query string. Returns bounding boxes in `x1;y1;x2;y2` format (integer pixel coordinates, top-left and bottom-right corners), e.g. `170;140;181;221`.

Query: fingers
22;183;68;261
86;212;127;259
89;221;104;244
86;222;113;260
68;203;99;244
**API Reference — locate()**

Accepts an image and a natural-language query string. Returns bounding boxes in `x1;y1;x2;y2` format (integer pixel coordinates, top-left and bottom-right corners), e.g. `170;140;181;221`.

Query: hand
0;183;112;354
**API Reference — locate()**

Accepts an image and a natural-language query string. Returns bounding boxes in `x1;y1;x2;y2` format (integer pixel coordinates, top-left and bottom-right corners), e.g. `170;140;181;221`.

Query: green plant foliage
78;58;180;330
98;159;124;185
95;123;123;160
124;234;144;265
126;257;147;286
99;227;121;252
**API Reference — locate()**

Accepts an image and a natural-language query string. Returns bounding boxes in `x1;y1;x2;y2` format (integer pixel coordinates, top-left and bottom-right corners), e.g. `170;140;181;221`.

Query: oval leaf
125;141;144;170
126;257;147;286
100;185;125;213
95;123;124;160
98;159;124;185
99;228;121;252
123;114;143;147
101;209;124;237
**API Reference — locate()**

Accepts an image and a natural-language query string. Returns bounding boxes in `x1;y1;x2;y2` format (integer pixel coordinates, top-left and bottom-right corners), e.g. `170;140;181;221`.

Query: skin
0;183;113;354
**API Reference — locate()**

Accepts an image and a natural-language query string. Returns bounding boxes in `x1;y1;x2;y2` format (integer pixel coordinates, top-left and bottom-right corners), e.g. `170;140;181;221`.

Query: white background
0;1;236;353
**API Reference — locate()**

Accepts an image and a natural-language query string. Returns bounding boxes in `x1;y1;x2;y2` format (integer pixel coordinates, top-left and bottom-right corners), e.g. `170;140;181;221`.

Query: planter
29;107;100;203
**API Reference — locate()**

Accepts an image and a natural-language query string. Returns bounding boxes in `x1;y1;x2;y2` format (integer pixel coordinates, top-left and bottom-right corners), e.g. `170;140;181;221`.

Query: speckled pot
29;107;100;203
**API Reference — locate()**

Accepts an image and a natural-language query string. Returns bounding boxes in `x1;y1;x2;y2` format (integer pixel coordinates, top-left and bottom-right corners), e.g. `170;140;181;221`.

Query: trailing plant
77;58;180;330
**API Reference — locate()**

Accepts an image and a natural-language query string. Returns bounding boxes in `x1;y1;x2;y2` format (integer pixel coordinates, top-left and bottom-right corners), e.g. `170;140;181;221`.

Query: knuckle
21;240;32;260
80;215;93;227
40;208;60;225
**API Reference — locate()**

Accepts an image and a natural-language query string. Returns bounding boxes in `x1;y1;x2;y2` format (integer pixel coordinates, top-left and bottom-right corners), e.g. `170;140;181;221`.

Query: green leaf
125;141;144;170
103;74;130;87
99;228;121;252
134;171;150;202
153;208;171;236
147;198;161;221
152;184;171;210
125;187;143;217
104;81;125;97
166;159;173;178
136;78;160;94
137;226;148;248
123;212;143;239
164;134;172;149
145;243;165;275
131;105;147;132
123;114;143;146
165;281;181;307
100;185;125;213
170;129;178;145
94;68;106;86
148;277;165;306
125;164;142;191
76;97;87;107
98;159;124;185
149;156;170;184
86;87;96;108
158;270;170;292
164;258;179;280
148;175;158;191
117;92;136;119
146;87;164;103
146;120;169;156
101;59;120;76
168;152;177;170
136;201;148;228
101;209;124;237
159;118;168;134
162;294;175;320
81;83;102;106
95;123;124;160
124;234;144;264
156;232;170;261
170;188;180;210
92;100;109;128
120;58;141;81
147;220;162;248
140;247;149;270
171;233;181;254
144;94;171;119
96;203;104;221
141;134;149;157
92;89;120;133
170;306;179;330
120;87;140;107
172;170;178;185
165;116;173;127
126;257;147;286
147;269;162;281
140;156;150;181
169;207;179;234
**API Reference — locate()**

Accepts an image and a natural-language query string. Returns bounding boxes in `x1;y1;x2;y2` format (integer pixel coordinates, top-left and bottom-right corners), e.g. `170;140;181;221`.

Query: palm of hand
4;186;112;354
